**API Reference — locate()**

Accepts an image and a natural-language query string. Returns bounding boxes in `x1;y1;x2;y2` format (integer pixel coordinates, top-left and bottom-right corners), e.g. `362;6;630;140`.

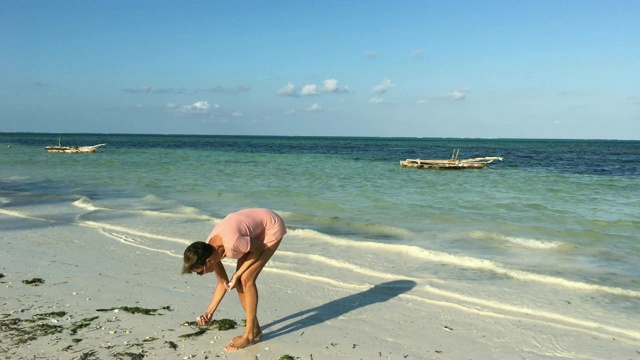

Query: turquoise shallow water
1;133;639;327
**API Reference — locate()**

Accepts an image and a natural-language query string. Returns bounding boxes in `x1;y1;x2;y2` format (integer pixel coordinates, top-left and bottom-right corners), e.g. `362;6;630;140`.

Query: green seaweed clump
22;277;45;286
211;318;237;331
31;322;64;337
278;355;296;360
123;306;157;315
112;351;145;359
165;340;178;350
33;311;67;320
0;273;5;279
0;317;65;345
181;317;237;331
78;350;99;360
178;317;238;339
179;329;207;338
96;305;172;316
70;316;99;335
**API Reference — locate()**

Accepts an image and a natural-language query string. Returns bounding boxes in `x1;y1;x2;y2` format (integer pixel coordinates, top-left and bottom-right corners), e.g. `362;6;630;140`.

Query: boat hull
400;156;503;170
44;144;106;153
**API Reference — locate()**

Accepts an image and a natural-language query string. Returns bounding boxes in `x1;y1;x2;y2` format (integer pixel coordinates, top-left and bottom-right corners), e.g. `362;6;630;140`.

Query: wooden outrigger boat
400;149;503;170
44;138;106;153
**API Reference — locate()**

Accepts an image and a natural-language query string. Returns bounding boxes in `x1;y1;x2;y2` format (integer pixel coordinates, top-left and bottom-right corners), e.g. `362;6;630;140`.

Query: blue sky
1;0;638;139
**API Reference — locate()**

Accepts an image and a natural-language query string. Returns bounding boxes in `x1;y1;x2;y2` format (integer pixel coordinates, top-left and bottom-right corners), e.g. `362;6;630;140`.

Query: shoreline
2;211;639;359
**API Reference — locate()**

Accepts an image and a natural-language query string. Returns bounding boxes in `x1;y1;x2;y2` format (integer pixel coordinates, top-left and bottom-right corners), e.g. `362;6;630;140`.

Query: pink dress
206;208;286;259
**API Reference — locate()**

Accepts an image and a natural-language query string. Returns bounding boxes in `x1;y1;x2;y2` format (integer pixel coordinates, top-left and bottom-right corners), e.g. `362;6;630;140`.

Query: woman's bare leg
230;257;262;343
226;241;280;350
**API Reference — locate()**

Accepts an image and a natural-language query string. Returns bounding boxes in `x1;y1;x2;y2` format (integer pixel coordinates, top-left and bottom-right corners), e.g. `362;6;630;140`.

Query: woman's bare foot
227;331;262;346
225;334;260;350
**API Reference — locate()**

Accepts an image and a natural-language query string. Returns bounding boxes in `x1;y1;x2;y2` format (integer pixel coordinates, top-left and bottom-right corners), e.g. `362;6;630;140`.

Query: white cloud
276;82;297;96
369;97;385;104
322;79;349;93
278;79;348;97
322;79;339;93
300;84;319;96
305;103;323;112
232;111;243;117
185;101;212;112
285;109;297;115
373;79;395;94
441;89;468;101
416;99;427;104
167;100;218;115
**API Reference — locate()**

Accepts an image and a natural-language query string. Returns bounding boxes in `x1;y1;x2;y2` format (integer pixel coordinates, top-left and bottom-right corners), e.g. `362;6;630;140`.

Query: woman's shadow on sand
262;280;416;340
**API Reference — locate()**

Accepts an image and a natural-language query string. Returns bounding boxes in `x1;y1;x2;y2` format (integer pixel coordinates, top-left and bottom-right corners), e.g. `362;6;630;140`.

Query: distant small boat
44;138;106;153
400;149;503;170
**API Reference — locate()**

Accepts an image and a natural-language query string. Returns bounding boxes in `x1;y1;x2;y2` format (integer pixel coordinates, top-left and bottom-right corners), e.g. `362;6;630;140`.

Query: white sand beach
2;209;639;360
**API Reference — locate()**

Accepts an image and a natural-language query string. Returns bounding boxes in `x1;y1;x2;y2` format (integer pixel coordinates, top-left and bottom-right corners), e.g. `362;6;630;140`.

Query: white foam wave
73;196;214;221
0;208;56;223
101;231;181;258
500;235;563;249
72;196;106;211
469;231;564;250
78;220;192;245
0;197;11;206
289;228;640;298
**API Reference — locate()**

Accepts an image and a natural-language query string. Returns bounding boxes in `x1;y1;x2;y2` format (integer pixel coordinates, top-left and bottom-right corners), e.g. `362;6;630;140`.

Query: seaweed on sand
33;311;67;320
112;351;145;360
179;329;207;338
96;306;172;316
181;318;238;331
165;341;178;350
178;318;238;339
212;318;238;331
278;355;296;360
70;316;99;335
0;317;64;345
78;350;99;360
0;312;100;350
22;277;45;286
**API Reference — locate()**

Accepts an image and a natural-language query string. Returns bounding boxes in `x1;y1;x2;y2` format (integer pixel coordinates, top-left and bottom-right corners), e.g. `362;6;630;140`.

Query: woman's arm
198;261;231;325
225;249;263;290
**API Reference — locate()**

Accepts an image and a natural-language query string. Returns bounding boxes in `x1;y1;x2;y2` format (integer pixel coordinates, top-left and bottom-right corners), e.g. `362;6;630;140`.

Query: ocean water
1;133;639;340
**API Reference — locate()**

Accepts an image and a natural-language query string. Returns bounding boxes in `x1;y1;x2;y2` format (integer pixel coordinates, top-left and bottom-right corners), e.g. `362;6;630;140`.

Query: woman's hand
196;313;211;326
225;274;237;291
